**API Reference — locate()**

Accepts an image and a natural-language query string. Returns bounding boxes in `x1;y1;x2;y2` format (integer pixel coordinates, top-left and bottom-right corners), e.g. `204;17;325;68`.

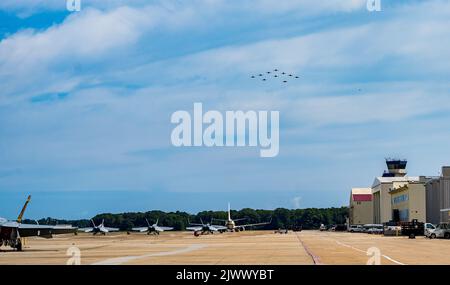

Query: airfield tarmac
1;230;450;265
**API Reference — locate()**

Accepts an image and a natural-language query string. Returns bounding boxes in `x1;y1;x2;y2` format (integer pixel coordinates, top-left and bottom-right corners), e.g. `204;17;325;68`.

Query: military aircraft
213;203;272;232
0;195;78;251
186;218;227;236
78;219;119;235
131;218;173;235
251;69;300;83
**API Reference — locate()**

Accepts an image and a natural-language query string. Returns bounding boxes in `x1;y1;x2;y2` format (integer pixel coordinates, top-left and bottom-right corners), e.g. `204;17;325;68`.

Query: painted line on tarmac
295;233;323;265
335;240;405;265
381;254;405;265
91;244;207;265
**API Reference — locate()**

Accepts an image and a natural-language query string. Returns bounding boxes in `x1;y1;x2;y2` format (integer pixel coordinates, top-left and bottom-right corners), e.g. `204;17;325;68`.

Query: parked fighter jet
213;203;272;232
131;218;173;235
186;218;227;236
0;195;78;251
78;219;119;235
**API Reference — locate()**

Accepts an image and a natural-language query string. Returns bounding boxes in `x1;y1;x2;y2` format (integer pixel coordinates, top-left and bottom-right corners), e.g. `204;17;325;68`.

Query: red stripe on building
352;194;372;202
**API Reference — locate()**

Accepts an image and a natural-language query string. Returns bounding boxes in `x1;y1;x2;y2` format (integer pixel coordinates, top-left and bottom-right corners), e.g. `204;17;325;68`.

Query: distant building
350;159;447;225
349;188;373;225
389;180;428;223
426;167;450;224
372;176;426;224
371;159;430;224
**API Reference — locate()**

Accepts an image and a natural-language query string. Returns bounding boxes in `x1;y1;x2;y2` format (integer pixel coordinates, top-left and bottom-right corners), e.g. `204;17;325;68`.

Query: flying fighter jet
0;195;78;251
78;219;119;235
186;218;227;236
213;203;272;232
131;218;173;235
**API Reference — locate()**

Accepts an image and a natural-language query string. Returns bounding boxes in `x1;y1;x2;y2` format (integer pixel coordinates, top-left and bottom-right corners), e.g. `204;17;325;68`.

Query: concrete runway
1;230;450;265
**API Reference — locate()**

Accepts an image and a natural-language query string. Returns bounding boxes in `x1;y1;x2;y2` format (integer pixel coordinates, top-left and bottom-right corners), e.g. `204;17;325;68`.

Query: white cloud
290;91;450;126
1;0;450;194
0;0;366;16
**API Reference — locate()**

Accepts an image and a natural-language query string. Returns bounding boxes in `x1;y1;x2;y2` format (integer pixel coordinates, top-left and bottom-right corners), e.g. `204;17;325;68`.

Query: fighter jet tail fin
17;195;31;223
145;218;151;227
228;202;231;221
91;219;96;227
156;218;159;226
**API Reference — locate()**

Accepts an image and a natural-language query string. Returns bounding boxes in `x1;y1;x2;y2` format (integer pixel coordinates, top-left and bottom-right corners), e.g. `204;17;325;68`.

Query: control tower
382;159;407;177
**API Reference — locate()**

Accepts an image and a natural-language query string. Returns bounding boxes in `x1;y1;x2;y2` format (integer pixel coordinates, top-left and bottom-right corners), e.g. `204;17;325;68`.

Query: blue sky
1;0;450;219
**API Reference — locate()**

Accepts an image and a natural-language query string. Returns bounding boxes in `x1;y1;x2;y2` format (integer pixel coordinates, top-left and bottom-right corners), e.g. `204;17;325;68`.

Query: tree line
23;207;348;231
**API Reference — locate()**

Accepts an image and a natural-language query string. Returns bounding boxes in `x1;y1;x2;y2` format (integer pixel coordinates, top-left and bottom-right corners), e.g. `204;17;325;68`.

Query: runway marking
91;244;207;265
334;240;405;265
295;233;323;265
381;254;405;265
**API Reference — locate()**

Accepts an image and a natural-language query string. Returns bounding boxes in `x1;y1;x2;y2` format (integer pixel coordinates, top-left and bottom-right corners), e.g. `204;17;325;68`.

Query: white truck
427;223;450;239
424;223;436;237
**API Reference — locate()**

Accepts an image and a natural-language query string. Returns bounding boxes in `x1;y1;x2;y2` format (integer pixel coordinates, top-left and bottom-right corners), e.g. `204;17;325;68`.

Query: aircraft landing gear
16;239;22;252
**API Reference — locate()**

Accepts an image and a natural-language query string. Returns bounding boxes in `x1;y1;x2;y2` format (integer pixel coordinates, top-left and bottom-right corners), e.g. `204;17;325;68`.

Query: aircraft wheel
16;240;22;252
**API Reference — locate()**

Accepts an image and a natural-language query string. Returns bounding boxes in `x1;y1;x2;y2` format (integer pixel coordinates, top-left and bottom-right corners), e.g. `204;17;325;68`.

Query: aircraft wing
103;227;119;232
78;227;94;233
210;225;227;231
0;222;53;238
51;225;78;235
186;226;202;231
131;227;148;232
155;226;173;231
236;221;270;230
12;223;76;238
17;224;54;238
